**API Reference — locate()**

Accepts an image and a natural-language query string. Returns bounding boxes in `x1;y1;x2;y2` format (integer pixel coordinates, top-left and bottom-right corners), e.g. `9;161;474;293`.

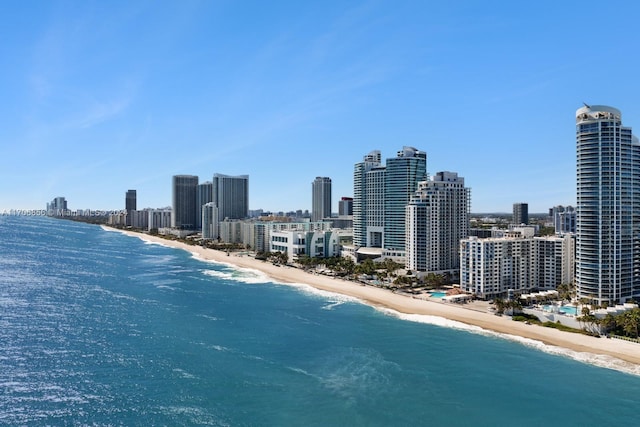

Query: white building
405;172;470;275
460;234;574;300
202;202;218;240
148;209;172;231
270;229;352;263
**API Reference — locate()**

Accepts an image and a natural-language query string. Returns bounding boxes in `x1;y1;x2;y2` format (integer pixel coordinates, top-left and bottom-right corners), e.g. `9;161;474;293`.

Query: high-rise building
353;147;427;262
202;202;218;240
576;104;640;305
213;173;249;222
512;202;528;225
197;181;214;230
406;172;470;273
171;175;198;230
383;147;427;261
312;177;332;222
353;150;383;249
125;190;136;226
338;197;353;216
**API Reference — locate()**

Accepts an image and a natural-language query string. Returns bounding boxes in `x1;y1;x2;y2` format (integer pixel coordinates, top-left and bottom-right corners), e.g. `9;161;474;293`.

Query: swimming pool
542;305;578;316
430;292;447;298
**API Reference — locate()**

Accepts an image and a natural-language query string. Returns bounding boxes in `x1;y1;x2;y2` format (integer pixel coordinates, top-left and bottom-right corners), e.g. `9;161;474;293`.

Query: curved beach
106;227;640;369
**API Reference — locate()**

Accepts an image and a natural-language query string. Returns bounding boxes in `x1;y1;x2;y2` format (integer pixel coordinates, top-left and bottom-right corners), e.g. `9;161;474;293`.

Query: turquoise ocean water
1;216;639;426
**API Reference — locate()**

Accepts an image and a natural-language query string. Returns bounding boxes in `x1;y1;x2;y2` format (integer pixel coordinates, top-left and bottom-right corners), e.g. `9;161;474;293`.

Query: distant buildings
549;205;576;234
148;208;171;231
338;197;353;216
405;172;470;275
353;147;427;263
46;196;68;215
311;177;332;222
512;202;528;225
575;104;640;305
171;175;199;230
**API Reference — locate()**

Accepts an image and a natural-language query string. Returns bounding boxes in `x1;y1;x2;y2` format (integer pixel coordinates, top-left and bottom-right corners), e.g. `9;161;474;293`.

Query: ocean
1;216;639;426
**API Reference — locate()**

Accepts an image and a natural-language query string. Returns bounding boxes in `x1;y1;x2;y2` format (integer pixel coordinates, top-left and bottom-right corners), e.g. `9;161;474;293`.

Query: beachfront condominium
575;104;640;305
125;190;136;227
213;173;249;222
312;177;332;222
171;175;199;230
197;181;213;230
406;172;470;275
353;147;427;262
512;202;528;225
460;233;574;300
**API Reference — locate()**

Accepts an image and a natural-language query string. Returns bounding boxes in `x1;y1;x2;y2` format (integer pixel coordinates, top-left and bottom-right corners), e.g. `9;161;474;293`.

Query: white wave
201;268;270;284
197;314;220;321
379;308;640;377
172;368;197;379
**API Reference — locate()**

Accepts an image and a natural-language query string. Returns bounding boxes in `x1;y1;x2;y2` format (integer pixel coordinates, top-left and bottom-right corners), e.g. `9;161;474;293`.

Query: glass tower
575;105;640;305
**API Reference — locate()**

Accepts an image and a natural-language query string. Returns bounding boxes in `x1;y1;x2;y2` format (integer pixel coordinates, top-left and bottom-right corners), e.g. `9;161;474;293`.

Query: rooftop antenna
583;102;591;108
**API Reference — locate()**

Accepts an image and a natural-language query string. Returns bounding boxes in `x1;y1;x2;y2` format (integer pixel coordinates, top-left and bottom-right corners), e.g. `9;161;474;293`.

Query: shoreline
103;226;640;372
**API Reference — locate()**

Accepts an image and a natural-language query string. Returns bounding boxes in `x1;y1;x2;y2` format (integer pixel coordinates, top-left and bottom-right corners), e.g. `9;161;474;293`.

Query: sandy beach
105;227;640;370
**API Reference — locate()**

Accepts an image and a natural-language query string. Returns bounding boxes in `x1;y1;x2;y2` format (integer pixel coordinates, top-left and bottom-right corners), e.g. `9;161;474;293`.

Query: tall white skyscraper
575;104;640;305
312;177;332;222
172;175;198;229
406;171;470;273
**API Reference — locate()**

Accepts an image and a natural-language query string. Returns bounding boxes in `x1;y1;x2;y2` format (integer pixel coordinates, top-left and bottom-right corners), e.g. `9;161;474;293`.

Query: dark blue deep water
1;216;639;426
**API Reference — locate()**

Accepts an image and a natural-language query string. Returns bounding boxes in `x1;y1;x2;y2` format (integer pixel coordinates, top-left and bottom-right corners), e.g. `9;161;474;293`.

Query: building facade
550;205;576;234
405;172;470;275
148;209;172;231
312;177;332;222
575;105;640;305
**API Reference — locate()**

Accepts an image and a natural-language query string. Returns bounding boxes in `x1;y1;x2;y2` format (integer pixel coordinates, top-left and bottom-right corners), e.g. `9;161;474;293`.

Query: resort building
171;175;199;230
405;172;470;276
270;229;353;263
575;105;640;305
460;234;574;300
312;177;332;222
353;147;427;263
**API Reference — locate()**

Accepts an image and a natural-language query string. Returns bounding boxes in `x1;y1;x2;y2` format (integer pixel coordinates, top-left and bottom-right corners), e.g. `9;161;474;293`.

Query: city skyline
3;2;640;213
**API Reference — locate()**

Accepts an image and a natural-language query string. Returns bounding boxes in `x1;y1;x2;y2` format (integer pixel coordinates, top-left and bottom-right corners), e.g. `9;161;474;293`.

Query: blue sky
2;0;640;213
